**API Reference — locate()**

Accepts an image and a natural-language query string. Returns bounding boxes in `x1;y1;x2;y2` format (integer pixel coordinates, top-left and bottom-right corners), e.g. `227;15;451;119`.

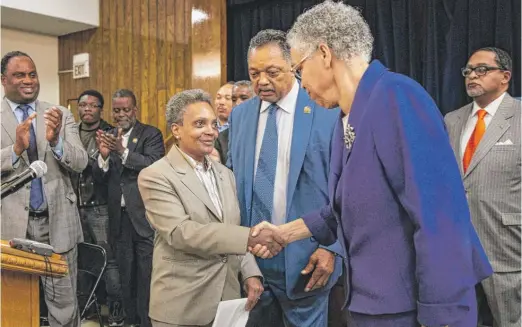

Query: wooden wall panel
58;0;227;144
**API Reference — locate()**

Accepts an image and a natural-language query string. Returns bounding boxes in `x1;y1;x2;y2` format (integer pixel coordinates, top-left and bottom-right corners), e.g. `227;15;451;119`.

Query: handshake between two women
246;219;311;259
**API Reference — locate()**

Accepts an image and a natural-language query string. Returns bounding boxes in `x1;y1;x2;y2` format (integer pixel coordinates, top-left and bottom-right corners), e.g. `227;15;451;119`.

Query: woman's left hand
243;277;264;311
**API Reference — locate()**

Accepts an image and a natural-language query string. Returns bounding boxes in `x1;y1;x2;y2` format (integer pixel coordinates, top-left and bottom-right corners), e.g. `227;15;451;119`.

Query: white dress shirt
98;127;133;207
254;80;299;226
460;92;506;158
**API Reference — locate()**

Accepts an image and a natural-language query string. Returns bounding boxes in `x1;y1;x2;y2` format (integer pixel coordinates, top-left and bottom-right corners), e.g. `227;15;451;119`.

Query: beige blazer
444;94;521;272
138;146;261;326
1;99;87;253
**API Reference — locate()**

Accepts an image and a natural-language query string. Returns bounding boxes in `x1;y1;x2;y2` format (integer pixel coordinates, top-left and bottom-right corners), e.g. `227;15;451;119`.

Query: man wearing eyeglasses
445;47;521;327
71;89;125;326
226;29;343;327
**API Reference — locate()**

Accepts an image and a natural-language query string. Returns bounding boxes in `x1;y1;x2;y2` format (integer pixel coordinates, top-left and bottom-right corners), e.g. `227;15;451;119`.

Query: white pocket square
495;139;514;145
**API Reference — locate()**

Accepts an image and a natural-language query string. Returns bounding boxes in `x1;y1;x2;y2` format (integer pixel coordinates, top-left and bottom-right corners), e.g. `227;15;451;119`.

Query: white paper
212;298;250;327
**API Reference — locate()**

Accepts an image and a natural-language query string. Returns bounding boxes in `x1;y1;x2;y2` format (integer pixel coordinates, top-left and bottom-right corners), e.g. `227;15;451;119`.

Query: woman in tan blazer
137;89;266;327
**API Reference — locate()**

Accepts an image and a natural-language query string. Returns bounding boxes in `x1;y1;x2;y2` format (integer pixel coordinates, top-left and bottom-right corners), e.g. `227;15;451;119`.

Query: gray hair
473;47;512;72
287;0;374;63
113;88;137;106
166;89;212;126
248;29;291;62
234;80;253;90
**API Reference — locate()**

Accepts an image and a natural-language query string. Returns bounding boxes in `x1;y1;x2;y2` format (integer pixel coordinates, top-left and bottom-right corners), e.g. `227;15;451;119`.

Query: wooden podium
1;240;68;327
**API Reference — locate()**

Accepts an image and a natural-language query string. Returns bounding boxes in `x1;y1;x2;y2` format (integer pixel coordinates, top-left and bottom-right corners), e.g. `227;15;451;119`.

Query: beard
466;85;486;98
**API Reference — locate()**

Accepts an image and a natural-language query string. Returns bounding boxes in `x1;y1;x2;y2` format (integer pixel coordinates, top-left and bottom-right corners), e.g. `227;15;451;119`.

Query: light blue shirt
7;98;64;164
217;121;229;133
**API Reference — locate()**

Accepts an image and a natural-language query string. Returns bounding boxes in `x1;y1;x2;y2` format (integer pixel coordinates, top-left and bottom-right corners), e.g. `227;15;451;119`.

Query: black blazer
215;128;229;165
93;120;165;239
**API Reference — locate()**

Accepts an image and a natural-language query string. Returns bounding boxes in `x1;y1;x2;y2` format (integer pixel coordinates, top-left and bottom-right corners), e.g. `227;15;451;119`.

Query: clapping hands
247;221;288;259
96;128;126;159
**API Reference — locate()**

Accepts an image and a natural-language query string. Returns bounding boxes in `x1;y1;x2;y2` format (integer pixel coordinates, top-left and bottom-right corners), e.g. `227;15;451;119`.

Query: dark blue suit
227;87;343;326
303;61;492;326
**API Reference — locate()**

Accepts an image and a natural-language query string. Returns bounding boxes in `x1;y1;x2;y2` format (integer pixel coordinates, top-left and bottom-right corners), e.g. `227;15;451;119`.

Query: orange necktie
463;109;487;172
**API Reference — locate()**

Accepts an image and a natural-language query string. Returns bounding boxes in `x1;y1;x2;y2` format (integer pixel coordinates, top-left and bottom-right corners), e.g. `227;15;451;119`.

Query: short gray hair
287;0;374;63
248;29;291;62
113;88;137;106
473;47;512;72
166;89;212;126
234;80;252;90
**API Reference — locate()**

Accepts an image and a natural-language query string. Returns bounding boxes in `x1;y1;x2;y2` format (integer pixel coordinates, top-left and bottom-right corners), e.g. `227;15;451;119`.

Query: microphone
1;161;47;200
9;238;54;256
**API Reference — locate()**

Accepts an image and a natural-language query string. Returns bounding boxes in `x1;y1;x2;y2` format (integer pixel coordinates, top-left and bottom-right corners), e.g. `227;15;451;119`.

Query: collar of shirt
122;127;133;139
6;97;36;113
176;146;212;171
260;79;299;114
471;92;506;118
342;114;350;131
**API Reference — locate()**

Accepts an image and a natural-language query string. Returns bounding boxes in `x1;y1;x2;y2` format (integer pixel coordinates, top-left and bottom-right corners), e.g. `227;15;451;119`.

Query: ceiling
1;5;98;36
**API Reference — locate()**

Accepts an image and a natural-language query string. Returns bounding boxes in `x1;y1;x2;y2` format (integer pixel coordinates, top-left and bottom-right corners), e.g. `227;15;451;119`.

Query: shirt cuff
51;136;64;159
11;145;21;168
97;153;110;172
121;148;129;164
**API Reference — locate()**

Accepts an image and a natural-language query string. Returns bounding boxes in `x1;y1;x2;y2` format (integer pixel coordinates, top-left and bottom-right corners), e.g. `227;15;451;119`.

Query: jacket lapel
329;117;344;206
344;60;387;165
464;95;513;179
119;121;142;174
243;98;261;221
126;121;142;153
212;164;226;223
286;89;314;208
35;100;48;162
167;147;222;221
453;104;473;175
1;99;30;164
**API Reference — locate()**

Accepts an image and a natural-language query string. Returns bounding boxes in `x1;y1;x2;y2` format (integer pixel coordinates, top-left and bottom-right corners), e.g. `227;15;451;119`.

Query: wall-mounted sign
73;53;89;79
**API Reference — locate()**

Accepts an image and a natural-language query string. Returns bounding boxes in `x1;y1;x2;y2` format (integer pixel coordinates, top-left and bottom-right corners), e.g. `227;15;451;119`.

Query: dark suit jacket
215;129;229;165
93;120;165;239
71;119;114;207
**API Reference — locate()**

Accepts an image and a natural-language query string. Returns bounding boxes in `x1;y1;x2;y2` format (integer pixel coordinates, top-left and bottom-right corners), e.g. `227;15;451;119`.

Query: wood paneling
58;0;227;142
1;240;68;327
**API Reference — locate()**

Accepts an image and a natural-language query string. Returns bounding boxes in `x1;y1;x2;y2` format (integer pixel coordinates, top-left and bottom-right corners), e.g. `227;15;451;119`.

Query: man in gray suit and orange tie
445;47;521;327
1;51;87;327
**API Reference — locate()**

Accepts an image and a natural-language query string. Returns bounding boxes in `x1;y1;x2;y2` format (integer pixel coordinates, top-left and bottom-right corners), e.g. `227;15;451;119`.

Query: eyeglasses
290;50;315;80
461;65;505;77
78;103;101;109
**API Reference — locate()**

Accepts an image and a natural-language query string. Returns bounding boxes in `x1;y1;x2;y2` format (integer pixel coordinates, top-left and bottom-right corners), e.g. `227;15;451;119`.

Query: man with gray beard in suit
445;47;521;327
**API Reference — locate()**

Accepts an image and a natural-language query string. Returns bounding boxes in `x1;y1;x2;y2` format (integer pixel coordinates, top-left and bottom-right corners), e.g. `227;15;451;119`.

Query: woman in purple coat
249;1;492;326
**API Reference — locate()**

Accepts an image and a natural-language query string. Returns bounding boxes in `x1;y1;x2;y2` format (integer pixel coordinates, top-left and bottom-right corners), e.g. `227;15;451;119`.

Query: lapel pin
132;138;138;144
304;106;311;114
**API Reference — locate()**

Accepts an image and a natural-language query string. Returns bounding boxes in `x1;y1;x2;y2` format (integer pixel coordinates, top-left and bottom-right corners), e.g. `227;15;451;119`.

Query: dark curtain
227;0;521;114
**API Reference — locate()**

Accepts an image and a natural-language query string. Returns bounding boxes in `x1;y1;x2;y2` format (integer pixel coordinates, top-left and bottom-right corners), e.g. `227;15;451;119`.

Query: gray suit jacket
445;94;521;272
138;146;261;326
1;99;88;253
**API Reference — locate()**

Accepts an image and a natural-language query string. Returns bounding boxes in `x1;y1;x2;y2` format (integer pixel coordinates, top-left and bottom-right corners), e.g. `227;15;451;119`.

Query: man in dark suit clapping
93;89;165;327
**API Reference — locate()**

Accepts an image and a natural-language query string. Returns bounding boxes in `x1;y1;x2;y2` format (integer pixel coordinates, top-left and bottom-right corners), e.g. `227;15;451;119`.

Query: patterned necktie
250;104;279;226
463;109;487;173
18;105;44;210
